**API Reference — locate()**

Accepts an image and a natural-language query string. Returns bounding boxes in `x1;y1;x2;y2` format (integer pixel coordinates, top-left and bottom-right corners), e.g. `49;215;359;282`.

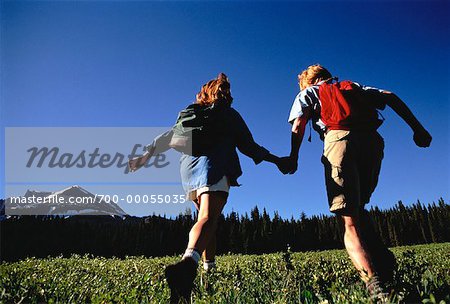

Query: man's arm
382;92;432;147
287;109;310;174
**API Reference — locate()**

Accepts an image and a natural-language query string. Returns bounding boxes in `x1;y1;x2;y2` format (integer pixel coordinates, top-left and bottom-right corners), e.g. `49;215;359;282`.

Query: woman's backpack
169;103;226;155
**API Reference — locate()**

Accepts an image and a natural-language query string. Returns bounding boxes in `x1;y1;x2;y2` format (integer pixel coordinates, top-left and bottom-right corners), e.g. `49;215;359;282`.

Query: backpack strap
307;120;312;142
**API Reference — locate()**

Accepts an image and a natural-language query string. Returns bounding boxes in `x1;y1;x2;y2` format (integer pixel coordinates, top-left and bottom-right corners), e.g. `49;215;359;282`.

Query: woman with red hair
130;73;286;302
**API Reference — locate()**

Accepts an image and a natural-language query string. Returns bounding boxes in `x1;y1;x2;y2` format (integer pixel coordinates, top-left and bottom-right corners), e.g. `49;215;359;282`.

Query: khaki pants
321;130;384;215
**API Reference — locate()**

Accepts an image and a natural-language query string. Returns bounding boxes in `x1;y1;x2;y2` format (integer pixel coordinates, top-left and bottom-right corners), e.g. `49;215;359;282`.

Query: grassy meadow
1;243;449;303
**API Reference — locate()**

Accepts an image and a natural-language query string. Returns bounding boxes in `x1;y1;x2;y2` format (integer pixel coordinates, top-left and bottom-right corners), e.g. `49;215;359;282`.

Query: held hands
128;151;151;173
413;127;432;148
276;156;298;175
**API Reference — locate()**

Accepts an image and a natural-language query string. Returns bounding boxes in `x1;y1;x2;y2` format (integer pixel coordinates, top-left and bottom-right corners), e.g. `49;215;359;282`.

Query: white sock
182;248;201;264
203;260;216;271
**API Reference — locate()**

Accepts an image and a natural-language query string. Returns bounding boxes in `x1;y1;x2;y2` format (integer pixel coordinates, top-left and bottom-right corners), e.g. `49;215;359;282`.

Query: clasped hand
276;156;298;175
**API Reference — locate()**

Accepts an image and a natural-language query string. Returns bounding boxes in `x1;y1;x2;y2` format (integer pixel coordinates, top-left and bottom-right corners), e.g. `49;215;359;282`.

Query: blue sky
1;0;449;218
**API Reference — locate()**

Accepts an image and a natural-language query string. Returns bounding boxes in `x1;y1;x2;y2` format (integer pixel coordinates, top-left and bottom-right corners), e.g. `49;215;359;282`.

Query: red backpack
318;80;384;131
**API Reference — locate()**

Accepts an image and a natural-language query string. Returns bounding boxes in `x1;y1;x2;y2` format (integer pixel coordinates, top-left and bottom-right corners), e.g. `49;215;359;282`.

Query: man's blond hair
298;64;333;90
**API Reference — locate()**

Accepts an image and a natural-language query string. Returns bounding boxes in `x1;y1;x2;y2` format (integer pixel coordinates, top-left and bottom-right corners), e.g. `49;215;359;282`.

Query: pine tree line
1;198;448;262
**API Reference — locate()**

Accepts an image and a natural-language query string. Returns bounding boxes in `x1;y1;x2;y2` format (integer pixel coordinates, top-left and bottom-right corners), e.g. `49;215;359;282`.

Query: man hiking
285;64;432;301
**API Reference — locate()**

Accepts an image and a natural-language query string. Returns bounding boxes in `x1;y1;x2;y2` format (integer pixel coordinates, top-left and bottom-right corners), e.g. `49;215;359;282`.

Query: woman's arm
144;129;174;154
232;109;283;169
128;129;173;172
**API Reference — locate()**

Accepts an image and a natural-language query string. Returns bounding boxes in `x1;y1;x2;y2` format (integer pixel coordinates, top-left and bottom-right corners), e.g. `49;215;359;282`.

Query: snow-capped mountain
5;186;128;217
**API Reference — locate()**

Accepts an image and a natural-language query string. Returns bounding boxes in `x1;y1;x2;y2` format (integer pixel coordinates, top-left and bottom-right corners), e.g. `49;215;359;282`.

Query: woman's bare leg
192;198;219;269
165;192;227;302
187;192;226;253
203;233;217;262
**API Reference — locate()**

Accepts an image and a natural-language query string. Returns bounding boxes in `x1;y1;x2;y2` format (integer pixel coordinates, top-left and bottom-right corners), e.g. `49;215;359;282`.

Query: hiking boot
165;258;197;303
366;275;390;303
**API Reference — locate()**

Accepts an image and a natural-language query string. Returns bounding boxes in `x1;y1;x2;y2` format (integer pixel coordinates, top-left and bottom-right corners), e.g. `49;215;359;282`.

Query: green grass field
1;243;449;303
